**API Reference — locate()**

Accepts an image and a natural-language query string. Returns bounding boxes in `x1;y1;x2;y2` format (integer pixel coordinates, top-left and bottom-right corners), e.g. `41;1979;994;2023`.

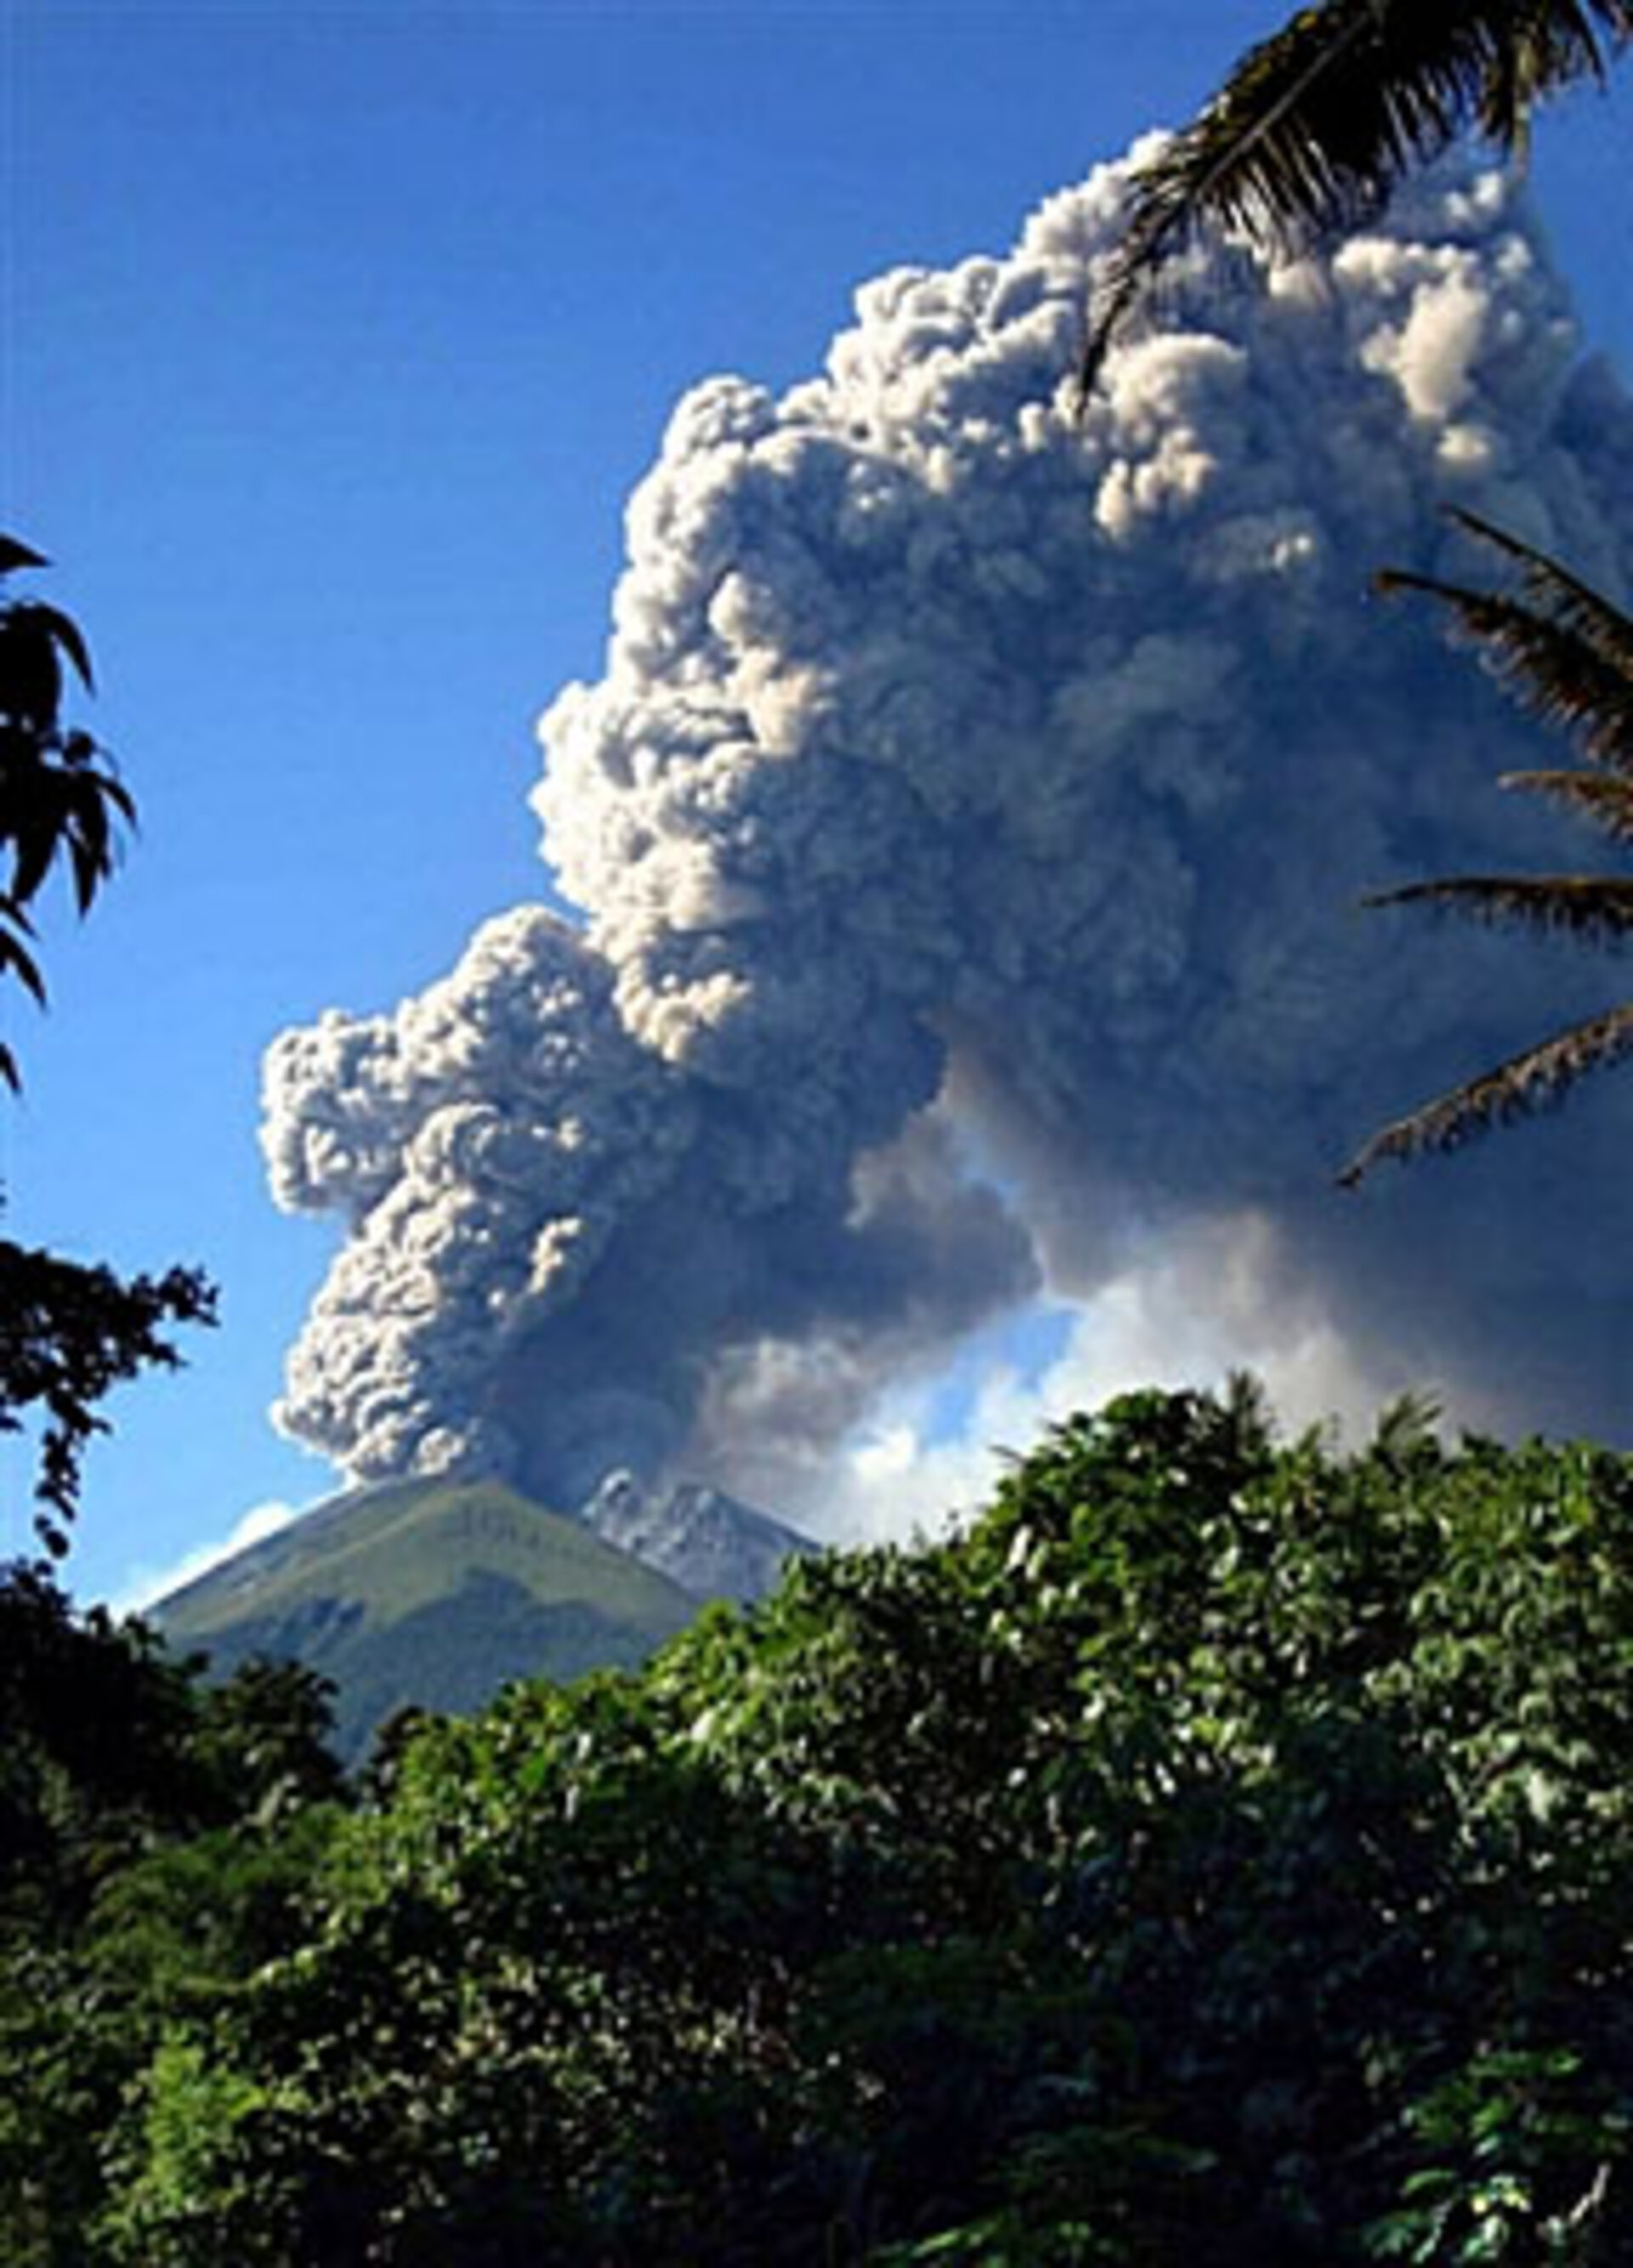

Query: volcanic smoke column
263;143;1633;1519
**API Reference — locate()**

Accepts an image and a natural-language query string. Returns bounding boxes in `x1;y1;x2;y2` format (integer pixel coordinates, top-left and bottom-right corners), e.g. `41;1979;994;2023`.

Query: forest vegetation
9;1386;1633;2261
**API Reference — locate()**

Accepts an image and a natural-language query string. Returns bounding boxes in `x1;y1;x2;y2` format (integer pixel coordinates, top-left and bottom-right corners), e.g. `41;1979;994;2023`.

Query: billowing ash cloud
264;140;1633;1520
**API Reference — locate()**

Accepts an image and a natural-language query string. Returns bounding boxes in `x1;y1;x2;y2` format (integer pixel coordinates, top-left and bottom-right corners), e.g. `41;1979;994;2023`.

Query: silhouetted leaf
1499;769;1633;840
26;601;94;694
96;768;135;827
9;809;62;907
0;535;48;575
1450;507;1633;679
0;610;65;730
68;834;108;916
1375;569;1633;771
0;917;48;1005
0;554;139;1085
61;775;115;912
1340;998;1633;1180
1363;872;1633;942
1344;502;1633;1173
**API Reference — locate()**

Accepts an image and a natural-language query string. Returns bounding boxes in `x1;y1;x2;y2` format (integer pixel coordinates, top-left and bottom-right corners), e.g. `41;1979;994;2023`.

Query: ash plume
263;143;1633;1521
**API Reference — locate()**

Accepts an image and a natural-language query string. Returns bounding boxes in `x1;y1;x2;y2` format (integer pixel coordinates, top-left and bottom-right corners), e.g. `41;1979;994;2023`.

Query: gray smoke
263;143;1633;1521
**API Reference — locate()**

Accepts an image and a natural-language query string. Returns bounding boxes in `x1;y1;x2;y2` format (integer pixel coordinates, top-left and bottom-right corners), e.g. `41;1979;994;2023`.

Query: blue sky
7;1;1633;1608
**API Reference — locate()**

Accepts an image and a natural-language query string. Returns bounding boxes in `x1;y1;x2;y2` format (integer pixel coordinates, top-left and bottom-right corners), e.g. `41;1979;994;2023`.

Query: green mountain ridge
155;1475;702;1765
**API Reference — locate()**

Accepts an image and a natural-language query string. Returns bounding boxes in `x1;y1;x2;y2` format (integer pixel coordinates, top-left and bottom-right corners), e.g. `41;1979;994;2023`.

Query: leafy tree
0;1572;344;1937
0;542;232;2259
0;1566;201;1933
0;1598;348;2268
49;1388;1633;2265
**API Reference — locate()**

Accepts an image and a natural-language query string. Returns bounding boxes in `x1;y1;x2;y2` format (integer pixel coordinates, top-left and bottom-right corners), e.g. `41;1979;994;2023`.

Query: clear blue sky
7;1;1632;1607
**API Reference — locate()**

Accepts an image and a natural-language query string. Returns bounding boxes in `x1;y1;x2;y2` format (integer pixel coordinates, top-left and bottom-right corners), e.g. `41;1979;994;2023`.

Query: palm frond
1499;769;1633;841
1373;569;1633;771
1447;508;1633;677
1477;0;1633;141
1363;872;1633;941
1338;995;1633;1182
1079;0;1633;393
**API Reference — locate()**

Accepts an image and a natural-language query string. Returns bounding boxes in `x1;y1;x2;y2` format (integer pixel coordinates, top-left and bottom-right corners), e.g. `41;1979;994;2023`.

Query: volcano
154;1472;817;1765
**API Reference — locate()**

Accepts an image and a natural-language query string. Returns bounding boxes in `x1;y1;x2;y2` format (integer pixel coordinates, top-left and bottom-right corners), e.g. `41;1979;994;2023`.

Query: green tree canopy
18;1387;1633;2264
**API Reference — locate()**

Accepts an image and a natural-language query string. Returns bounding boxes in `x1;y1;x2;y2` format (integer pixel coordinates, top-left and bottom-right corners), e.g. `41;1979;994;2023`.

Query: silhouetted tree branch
0;537;135;1091
0;539;213;1558
0;1244;216;1559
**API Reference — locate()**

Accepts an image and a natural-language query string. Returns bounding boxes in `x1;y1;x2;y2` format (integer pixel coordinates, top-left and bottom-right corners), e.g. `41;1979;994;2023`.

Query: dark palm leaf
1338;996;1633;1181
1477;0;1633;139
1347;514;1633;1178
1372;571;1633;770
1447;506;1633;673
1363;872;1633;941
1499;769;1633;838
1079;0;1633;391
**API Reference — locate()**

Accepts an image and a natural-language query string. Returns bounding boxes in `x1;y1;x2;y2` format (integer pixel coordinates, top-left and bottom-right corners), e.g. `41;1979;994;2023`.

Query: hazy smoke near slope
264;142;1633;1519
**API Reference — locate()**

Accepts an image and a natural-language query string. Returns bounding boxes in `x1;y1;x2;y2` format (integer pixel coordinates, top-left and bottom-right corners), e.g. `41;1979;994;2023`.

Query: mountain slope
582;1471;822;1603
155;1476;702;1765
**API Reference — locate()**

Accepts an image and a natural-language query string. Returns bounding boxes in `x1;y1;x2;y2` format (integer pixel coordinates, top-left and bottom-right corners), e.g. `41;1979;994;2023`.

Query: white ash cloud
108;1498;307;1620
263;143;1633;1519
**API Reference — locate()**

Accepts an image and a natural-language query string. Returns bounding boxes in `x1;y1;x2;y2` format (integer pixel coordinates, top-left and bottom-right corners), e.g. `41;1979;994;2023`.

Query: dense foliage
0;1566;346;2257
11;1385;1633;2261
